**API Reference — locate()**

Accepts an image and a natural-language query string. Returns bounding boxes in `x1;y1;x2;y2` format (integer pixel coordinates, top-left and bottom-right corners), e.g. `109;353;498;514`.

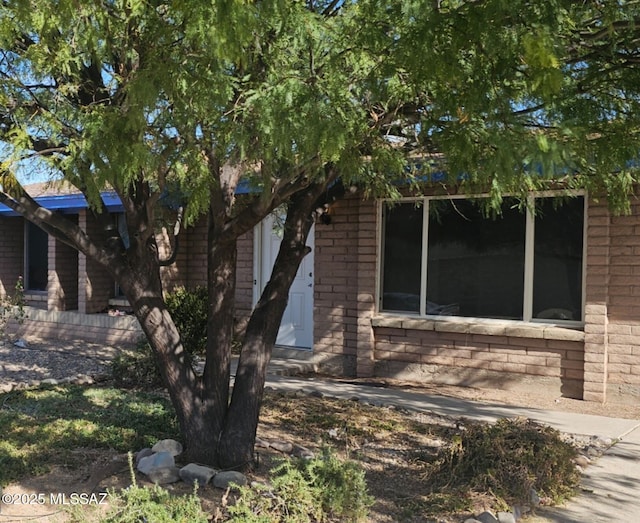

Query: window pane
426;199;525;319
27;222;48;291
381;203;423;313
533;197;584;321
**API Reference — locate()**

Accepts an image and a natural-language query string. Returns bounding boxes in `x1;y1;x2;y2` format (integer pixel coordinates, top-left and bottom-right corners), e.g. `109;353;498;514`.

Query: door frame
253;216;315;349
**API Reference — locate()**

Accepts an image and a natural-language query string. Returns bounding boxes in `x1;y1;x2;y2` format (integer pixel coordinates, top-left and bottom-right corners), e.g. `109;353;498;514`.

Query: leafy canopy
1;1;640;215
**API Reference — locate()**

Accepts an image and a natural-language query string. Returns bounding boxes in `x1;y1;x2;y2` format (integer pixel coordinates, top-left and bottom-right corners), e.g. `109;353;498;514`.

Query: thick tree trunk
216;188;323;469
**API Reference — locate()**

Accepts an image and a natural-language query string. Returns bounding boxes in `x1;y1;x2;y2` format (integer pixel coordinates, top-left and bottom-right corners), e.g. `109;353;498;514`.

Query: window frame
377;192;587;328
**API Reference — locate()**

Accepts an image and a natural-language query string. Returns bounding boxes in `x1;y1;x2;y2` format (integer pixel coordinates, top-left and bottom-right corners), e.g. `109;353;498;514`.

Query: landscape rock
137;451;175;475
147;466;181;485
595;436;613;447
152;438;183;457
40;378;59;386
254;437;270;449
179;463;217;486
135;448;154;466
213;471;247;489
476;511;499;523
574;455;591;467
497;511;517;523
270;440;294;453
74;374;94;385
291;444;315;459
530;488;541;506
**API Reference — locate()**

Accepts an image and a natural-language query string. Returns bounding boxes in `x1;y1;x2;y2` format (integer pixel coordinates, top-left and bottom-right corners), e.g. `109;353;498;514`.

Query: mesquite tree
2;0;640;468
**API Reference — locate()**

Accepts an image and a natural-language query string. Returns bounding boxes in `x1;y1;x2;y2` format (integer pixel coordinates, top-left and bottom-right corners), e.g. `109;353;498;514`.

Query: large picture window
380;195;585;324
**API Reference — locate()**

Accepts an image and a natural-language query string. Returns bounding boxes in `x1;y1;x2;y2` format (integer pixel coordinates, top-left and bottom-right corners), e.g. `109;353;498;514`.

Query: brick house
1;183;638;405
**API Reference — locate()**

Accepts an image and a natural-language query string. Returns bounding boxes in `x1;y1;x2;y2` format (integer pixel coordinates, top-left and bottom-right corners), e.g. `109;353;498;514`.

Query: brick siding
5;187;640;403
48;215;79;311
0;217;24;297
606;197;640;403
78;210;115;314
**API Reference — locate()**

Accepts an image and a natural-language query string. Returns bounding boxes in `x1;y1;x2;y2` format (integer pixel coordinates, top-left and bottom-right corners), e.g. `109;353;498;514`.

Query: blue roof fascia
0;191;124;216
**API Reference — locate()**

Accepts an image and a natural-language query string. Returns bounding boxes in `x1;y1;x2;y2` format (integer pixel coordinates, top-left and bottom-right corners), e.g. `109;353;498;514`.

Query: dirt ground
338;375;640;420
2;337;640;522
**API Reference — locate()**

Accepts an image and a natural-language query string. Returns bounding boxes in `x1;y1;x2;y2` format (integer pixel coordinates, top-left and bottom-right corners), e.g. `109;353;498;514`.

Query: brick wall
235;228;254;332
159;226;187;291
372;325;584;399
0;216;24;297
312;194;377;376
8;307;141;345
48;215;79;311
605;198;640;403
184;218;207;288
179;216;253;332
78;210;115;313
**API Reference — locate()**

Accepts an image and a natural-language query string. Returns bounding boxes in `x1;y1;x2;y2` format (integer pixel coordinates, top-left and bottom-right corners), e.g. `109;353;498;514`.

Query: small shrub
111;340;164;390
229;448;372;522
165;286;208;356
98;483;208;523
430;418;580;506
0;276;26;338
68;454;208;523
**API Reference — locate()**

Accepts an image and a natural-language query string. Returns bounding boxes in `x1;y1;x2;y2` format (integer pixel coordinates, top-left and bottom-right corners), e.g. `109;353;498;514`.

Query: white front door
255;214;314;349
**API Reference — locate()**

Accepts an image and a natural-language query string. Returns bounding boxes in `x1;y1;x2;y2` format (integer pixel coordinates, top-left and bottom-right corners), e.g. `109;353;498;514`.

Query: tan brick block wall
183;218;207;288
48;215;79;311
606;196;640;401
313;195;369;376
0;217;24;297
78;211;115;314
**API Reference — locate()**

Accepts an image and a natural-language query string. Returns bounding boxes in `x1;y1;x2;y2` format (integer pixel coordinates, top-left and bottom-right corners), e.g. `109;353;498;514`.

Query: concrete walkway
262;357;640;523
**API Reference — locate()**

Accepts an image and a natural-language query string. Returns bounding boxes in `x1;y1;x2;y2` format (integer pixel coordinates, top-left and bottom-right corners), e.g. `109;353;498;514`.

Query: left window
25;221;48;291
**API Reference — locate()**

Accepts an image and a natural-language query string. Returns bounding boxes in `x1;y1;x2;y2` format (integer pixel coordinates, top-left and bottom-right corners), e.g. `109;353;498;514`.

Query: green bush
97;483;208;523
165;286;208;356
0;276;26;338
431;418;580;506
111;286;208;389
229;448;373;522
111;340;164;390
67;455;208;523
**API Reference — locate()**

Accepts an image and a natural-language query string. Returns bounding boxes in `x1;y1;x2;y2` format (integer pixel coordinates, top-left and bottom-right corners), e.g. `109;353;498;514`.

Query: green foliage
429;418;580;506
112;286;210;390
164;286;208;356
111;340;164;390
0;276;26;338
229;449;372;522
67;453;208;523
99;479;207;523
0;386;178;486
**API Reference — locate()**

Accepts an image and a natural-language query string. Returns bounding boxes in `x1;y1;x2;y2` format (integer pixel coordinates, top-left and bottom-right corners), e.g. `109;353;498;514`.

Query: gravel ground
0;336;121;392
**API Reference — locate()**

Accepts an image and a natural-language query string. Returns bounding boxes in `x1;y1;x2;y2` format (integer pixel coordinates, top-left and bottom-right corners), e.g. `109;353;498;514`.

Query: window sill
371;314;584;342
108;297;130;308
24;291;47;302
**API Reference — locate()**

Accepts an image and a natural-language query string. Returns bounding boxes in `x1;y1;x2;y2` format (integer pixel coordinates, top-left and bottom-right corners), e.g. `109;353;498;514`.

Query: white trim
252;222;262;305
375;199;384;314
419;200;429;317
23;221;28;290
581;196;588;321
522;196;535;321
